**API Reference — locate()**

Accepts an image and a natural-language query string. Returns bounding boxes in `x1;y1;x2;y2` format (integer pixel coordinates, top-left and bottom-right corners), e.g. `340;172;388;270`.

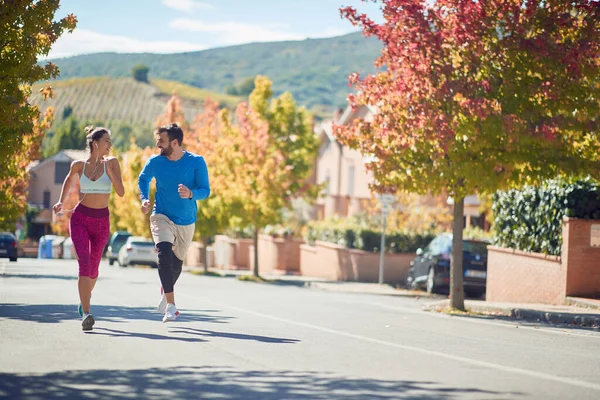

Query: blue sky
49;0;383;59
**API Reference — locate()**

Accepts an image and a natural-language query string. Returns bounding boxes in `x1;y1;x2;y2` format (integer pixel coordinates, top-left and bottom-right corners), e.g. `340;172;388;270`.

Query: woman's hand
53;201;63;215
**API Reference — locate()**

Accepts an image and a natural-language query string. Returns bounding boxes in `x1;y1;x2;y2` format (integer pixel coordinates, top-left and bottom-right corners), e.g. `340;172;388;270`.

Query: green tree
338;0;600;310
0;0;77;230
231;76;320;276
62;105;73;119
236;76;256;97
44;115;86;157
132;64;150;83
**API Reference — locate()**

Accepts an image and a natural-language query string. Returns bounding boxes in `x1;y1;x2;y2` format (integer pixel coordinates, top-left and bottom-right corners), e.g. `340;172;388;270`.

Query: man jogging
138;123;210;322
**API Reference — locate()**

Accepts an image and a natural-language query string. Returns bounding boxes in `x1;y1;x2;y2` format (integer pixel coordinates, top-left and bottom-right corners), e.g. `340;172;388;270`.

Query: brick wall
562;218;600;298
300;241;415;284
486;246;565;304
213;235;252;270
249;235;304;274
487;218;600;304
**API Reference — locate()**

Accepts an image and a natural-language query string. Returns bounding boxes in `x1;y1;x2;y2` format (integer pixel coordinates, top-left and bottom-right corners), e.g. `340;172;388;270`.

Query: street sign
377;194;395;205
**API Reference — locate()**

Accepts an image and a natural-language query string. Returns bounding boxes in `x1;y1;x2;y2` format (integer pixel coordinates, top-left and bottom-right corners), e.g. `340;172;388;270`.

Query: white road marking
179;293;600;392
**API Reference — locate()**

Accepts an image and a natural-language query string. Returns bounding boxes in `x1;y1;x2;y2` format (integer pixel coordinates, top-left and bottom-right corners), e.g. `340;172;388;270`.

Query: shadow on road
88;327;208;343
170;326;300;344
0;273;77;280
0;303;233;325
0;366;518;399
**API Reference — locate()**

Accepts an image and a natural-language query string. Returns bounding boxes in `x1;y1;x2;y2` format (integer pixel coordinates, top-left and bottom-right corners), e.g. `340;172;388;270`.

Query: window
43;191;50;209
324;170;331;195
54;162;70;184
347;165;355;196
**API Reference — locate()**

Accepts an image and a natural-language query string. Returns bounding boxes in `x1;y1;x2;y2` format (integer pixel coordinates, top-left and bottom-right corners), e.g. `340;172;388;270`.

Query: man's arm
190;157;210;200
138;157;154;202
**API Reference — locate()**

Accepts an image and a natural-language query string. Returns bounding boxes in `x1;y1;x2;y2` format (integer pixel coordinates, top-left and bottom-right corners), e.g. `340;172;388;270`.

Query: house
26;149;88;238
313;106;375;219
312;105;488;230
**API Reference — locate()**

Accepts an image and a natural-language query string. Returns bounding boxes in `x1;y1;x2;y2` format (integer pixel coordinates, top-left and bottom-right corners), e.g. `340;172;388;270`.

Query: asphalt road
1;258;599;399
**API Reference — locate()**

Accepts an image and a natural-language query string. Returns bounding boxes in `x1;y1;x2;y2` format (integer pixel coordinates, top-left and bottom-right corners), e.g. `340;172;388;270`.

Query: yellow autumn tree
110;140;155;237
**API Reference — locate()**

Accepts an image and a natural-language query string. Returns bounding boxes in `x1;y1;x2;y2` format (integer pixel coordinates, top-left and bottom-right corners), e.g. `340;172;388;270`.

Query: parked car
0;232;18;262
406;233;489;298
106;231;131;265
117;236;158;267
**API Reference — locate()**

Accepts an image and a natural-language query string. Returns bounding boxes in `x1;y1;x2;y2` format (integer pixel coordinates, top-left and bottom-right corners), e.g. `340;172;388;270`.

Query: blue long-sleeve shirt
138;151;210;225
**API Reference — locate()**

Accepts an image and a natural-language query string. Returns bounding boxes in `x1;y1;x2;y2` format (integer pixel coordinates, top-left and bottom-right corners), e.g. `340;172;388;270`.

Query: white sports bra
80;161;112;194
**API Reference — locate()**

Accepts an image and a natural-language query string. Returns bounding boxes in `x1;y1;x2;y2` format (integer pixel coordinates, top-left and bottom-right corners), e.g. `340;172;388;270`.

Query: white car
117;236;158;267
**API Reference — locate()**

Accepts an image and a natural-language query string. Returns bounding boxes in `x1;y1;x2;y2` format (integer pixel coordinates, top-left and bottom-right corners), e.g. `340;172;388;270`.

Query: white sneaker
162;303;177;323
157;293;167;314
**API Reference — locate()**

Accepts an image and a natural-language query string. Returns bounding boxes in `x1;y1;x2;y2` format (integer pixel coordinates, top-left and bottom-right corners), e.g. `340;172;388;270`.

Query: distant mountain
51;32;381;112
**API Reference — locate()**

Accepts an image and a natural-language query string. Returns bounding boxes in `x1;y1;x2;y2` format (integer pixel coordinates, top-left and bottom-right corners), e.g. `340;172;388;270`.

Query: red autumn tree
337;0;600;309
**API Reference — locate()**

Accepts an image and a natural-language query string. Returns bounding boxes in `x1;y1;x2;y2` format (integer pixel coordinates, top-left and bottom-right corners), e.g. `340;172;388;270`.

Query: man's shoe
162;303;177;323
157;293;167;314
82;313;95;331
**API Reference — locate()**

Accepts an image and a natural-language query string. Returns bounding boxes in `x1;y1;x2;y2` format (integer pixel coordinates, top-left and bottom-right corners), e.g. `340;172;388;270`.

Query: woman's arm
53;160;81;213
106;157;125;197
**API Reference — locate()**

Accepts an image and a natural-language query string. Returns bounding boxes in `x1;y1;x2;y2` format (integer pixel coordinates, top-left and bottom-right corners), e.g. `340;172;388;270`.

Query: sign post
377;194;395;284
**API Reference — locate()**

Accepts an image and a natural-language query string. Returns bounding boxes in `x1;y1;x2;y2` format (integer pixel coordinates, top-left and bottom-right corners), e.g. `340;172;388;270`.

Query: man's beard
159;145;173;157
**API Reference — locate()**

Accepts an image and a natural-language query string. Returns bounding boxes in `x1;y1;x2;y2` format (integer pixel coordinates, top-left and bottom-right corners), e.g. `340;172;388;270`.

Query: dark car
406;233;488;297
106;231;131;265
0;232;18;262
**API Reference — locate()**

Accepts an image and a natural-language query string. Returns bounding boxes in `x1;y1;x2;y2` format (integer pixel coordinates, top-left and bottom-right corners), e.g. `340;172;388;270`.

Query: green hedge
492;177;600;256
305;220;435;254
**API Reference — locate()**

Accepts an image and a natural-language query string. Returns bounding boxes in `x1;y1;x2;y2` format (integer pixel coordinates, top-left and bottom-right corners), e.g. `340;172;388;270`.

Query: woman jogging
53;126;125;331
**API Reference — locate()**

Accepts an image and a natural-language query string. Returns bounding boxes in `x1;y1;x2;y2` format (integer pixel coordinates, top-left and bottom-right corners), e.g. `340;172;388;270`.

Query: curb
304;281;434;298
423;299;600;328
511;308;600;327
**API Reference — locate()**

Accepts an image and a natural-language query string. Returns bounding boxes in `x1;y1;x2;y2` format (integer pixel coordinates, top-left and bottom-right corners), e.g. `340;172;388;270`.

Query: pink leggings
70;204;110;279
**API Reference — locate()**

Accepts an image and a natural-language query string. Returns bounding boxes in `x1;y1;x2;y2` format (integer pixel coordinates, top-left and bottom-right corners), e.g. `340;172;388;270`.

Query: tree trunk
201;237;208;274
253;228;259;277
450;196;465;310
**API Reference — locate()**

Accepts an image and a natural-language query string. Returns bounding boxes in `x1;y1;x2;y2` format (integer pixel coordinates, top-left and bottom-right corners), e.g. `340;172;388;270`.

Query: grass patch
435;307;505;317
188;269;222;277
237;275;274;283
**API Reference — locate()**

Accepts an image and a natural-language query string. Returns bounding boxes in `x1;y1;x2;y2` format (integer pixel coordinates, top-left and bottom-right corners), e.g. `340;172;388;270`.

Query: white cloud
44;29;207;59
170;18;353;46
162;0;215;13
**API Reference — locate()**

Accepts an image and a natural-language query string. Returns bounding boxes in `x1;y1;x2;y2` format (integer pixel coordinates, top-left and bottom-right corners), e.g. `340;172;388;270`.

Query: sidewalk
186;267;600;328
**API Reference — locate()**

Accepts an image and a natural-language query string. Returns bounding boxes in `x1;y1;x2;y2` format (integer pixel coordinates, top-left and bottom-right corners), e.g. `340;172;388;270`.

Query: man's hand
178;184;192;199
141;199;151;214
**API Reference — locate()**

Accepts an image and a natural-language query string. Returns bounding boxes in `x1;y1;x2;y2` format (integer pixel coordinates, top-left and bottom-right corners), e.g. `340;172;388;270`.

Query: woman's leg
70;213;93;314
78;277;93;314
88;215;110;294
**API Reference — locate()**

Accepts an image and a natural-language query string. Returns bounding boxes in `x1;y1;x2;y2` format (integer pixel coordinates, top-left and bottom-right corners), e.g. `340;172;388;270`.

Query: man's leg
172;256;183;286
156;241;176;305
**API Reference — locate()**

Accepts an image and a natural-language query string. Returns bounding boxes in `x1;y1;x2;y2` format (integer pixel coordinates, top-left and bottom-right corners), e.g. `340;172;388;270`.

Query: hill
50;32;381;111
31;77;242;127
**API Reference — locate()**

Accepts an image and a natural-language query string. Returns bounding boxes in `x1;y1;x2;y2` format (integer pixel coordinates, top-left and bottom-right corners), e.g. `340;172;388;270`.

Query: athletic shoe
162;303;177;323
158;287;180;316
82;313;95;331
157;293;167;314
